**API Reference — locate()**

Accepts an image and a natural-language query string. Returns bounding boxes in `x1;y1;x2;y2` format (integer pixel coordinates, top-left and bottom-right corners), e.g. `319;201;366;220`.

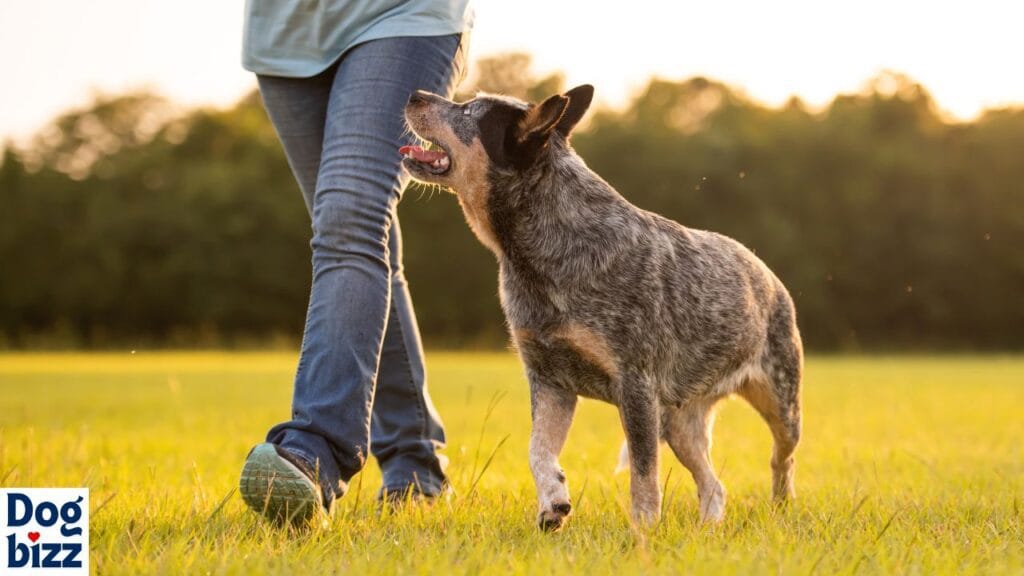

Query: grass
1;352;1022;574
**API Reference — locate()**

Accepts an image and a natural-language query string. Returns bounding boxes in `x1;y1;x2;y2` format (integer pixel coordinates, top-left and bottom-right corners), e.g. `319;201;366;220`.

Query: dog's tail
614;440;630;474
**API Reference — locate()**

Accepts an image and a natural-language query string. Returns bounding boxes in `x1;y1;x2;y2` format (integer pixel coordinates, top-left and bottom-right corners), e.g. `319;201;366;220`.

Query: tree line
1;55;1021;350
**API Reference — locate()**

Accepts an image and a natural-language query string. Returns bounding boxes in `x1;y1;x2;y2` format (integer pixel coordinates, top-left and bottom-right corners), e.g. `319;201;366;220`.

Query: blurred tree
23;93;176;180
1;64;1022;350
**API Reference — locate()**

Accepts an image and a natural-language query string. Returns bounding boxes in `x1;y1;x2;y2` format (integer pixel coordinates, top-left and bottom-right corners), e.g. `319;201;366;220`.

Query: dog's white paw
699;486;726;524
537;501;572;532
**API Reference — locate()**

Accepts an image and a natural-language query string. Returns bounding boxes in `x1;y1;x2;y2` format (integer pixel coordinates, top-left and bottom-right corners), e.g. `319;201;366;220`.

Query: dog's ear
555;84;594;137
516;94;569;143
509;94;569;168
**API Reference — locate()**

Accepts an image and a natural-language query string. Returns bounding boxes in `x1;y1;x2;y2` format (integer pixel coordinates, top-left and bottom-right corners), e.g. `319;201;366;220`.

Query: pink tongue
399;145;447;162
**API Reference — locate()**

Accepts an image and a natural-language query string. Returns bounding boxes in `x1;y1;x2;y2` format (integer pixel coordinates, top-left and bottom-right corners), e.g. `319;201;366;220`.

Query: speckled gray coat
402;85;803;530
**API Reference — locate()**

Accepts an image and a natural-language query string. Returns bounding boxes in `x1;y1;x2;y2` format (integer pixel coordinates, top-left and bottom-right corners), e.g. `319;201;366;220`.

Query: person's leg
254;68;332;215
239;70;333;523
371;215;449;500
263;34;465;508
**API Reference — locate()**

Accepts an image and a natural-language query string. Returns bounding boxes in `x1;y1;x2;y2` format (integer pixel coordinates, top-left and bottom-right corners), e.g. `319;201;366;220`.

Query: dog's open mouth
399;143;451;175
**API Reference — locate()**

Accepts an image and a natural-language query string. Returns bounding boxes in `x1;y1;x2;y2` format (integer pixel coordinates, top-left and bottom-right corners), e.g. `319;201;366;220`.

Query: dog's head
400;84;594;189
401;85;594;255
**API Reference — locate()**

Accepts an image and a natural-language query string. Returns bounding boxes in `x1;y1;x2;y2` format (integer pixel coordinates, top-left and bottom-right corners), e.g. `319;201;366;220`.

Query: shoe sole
239;443;322;525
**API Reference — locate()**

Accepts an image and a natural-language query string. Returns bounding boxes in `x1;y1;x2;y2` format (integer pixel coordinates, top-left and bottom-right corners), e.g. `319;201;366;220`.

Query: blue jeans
256;34;465;506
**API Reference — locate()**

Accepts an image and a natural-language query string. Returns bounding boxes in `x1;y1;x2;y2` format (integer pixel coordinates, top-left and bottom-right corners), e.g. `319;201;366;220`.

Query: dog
400;85;803;531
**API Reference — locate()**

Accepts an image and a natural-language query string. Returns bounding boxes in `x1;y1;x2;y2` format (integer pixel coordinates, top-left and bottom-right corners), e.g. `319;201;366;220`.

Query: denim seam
293;286;316;386
390;295;428;442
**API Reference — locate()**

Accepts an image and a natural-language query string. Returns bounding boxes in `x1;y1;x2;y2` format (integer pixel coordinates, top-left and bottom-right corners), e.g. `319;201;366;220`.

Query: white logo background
1;488;89;575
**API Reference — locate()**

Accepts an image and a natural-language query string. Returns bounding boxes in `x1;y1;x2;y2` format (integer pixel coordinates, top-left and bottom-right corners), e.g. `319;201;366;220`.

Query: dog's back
498;141;799;403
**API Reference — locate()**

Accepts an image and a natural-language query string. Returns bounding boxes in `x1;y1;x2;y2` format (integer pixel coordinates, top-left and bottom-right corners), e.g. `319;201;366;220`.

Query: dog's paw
698;486;726;524
630;505;661;527
537;501;572;532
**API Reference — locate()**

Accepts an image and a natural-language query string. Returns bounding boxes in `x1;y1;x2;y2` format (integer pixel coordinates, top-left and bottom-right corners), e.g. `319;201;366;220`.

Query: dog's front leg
528;376;577;531
619;372;661;526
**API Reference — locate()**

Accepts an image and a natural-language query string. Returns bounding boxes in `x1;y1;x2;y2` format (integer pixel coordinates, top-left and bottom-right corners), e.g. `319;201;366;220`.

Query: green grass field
1;352;1022;574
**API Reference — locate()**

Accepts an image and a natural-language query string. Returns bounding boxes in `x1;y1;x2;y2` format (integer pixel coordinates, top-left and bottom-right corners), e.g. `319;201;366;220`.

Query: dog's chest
513;326;620;404
500;272;621;403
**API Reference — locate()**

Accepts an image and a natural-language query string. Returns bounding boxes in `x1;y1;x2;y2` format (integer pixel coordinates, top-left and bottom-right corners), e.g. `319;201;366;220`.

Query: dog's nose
408;90;431;105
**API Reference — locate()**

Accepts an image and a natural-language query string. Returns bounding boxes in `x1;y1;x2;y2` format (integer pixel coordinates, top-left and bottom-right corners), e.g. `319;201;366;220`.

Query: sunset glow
2;0;1022;142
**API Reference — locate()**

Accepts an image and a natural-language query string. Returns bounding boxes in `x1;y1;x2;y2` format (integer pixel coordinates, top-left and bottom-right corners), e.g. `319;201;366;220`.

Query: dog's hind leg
740;307;803;501
739;374;800;501
528;377;578;531
664;398;726;523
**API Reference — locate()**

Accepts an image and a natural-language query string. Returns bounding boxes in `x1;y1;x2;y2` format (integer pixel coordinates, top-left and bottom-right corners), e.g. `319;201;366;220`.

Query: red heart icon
27;531;40;543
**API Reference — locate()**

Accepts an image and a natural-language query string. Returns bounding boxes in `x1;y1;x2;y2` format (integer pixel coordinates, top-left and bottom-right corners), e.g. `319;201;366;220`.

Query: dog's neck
486;139;643;285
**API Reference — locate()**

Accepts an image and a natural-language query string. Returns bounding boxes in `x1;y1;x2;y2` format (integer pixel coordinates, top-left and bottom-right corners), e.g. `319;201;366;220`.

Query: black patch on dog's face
474;101;529;170
476;104;522;168
459;95;569;172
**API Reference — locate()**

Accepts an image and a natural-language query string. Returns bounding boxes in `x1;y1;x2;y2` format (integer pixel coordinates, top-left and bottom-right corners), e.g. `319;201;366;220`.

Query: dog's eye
462;108;472;116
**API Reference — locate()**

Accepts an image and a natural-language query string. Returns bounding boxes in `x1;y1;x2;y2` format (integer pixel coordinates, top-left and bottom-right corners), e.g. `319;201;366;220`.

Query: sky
1;0;1023;143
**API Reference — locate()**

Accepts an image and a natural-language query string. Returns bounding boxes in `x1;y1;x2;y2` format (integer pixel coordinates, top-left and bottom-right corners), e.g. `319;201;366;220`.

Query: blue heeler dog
400;85;803;531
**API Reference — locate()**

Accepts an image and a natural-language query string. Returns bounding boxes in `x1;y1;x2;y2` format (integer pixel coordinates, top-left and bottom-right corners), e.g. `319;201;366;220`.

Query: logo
1;488;89;575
